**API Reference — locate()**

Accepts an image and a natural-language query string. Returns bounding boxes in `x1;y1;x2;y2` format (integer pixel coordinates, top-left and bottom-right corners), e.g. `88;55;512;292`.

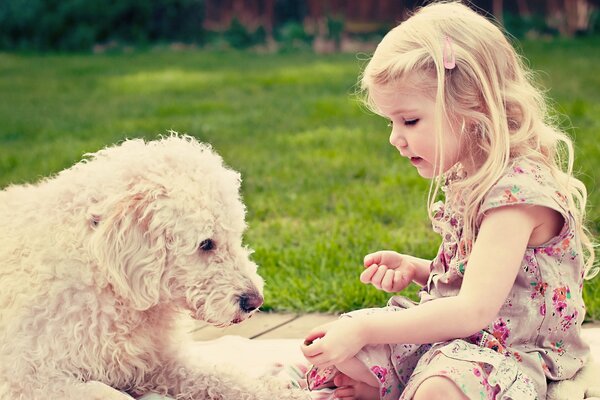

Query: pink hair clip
443;36;456;70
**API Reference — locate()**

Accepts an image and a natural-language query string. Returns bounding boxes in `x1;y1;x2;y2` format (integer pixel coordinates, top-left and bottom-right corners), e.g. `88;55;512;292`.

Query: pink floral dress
306;158;590;399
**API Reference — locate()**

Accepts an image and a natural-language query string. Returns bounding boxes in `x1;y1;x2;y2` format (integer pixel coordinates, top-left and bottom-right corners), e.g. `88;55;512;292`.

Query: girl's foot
332;373;379;400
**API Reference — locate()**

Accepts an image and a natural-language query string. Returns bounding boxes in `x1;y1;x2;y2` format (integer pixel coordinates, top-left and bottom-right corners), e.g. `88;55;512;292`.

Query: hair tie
443;36;456;70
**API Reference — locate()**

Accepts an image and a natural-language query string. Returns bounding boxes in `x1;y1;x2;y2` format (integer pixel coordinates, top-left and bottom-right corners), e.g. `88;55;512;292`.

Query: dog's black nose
239;293;264;313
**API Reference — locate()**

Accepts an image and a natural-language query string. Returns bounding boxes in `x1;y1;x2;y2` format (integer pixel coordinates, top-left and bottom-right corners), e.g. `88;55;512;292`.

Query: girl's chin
417;171;435;179
411;159;458;179
410;158;432;176
411;157;443;171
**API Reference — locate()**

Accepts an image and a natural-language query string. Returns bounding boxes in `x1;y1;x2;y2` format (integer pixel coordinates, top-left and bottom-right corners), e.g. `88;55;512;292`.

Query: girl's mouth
410;157;422;166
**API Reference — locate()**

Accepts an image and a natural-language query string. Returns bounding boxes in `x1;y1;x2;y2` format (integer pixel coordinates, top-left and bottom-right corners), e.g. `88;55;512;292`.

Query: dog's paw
547;362;600;400
547;380;585;400
256;375;310;400
286;388;312;400
265;362;309;390
81;381;134;400
587;386;600;398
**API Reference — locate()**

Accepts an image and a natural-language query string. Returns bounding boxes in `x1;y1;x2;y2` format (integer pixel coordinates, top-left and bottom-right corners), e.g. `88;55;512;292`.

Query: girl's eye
198;239;215;252
387;120;393;128
404;119;419;126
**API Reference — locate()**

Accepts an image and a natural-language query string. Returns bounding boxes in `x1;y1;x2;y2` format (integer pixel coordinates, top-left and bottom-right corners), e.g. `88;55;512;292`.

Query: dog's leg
76;381;135;400
2;378;134;400
547;361;600;400
140;362;309;400
582;361;600;398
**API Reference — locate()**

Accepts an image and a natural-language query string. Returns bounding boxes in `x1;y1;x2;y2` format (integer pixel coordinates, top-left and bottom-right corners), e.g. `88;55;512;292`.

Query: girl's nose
389;127;407;148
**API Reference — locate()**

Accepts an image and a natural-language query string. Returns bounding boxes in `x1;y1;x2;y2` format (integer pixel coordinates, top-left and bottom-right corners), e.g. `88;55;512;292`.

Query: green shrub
0;0;205;51
222;17;266;49
275;21;313;52
503;12;556;39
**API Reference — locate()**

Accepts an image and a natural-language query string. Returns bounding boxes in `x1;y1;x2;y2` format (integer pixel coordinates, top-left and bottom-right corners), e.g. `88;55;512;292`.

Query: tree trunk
516;0;531;17
492;0;504;24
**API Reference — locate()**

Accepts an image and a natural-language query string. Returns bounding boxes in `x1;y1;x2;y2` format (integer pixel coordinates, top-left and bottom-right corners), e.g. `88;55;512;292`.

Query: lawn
1;37;599;320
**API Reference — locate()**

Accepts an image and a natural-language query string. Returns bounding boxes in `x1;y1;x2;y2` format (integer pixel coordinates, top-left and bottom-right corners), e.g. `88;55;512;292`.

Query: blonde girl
301;2;596;399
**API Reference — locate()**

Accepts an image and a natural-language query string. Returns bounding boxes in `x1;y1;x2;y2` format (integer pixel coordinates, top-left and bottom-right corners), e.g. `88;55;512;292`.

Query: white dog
0;135;308;400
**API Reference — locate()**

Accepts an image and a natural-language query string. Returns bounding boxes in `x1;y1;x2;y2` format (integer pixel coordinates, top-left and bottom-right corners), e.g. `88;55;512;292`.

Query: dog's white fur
0;135;308;400
548;359;600;400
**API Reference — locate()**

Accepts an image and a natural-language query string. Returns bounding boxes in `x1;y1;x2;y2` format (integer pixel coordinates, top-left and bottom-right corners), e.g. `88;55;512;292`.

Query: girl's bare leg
412;376;468;400
333;358;380;400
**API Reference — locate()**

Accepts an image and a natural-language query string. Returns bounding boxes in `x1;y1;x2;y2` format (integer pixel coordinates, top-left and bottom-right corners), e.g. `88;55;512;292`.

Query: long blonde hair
360;1;597;278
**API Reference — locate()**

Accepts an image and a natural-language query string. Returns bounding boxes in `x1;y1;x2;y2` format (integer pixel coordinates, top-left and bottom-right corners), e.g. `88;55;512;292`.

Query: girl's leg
335;357;379;387
333;357;380;400
411;376;468;400
332;373;379;400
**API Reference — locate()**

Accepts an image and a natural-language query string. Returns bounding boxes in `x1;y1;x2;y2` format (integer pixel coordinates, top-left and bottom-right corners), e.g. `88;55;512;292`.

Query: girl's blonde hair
360;1;597;278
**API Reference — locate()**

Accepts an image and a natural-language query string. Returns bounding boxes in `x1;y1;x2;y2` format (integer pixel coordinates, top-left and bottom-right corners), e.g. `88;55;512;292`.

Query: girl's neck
443;163;467;187
459;152;485;176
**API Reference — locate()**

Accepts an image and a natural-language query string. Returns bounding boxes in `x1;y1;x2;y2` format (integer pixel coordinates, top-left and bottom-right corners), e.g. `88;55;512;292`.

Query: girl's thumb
304;329;326;346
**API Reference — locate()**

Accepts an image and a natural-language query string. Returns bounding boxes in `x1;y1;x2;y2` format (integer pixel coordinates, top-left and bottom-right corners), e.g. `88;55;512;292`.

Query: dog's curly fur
0;135;308;400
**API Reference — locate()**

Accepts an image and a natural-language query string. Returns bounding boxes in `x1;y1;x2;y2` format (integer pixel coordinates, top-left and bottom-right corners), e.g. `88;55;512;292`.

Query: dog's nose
239;293;264;313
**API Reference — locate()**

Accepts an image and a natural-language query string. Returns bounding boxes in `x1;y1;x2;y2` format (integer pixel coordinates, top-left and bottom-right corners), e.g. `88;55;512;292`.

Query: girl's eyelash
387;119;419;127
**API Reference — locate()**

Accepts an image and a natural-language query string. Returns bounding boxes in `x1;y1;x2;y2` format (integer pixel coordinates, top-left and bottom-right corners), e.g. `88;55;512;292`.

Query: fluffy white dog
0;135;308;400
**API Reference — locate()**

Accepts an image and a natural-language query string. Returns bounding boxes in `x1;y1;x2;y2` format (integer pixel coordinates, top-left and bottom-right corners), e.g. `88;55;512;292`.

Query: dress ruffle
400;340;537;400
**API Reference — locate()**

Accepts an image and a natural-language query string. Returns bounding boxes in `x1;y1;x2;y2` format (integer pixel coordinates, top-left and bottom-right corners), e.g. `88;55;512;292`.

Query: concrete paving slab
187;312;598;341
256;313;339;339
190;312;299;340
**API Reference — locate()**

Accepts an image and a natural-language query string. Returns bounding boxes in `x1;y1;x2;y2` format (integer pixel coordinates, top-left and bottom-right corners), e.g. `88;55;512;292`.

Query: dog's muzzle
239;292;264;313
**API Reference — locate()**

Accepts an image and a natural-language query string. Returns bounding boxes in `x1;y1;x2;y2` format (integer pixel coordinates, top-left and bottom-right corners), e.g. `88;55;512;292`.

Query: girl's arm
367;204;531;344
304;204;552;367
400;254;431;286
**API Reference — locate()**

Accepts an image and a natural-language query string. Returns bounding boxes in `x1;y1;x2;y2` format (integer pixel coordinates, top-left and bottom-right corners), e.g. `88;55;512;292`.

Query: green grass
1;37;599;320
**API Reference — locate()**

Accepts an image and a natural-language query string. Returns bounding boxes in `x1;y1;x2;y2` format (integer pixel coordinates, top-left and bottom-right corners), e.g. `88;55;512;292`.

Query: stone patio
188;312;600;341
190;313;338;340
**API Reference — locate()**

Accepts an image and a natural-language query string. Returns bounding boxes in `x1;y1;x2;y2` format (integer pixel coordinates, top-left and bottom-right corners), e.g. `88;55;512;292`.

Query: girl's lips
410;157;422;166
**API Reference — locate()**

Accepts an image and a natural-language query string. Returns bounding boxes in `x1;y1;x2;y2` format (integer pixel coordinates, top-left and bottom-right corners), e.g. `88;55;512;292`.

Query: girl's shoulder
479;157;569;220
477;157;574;247
498;157;554;184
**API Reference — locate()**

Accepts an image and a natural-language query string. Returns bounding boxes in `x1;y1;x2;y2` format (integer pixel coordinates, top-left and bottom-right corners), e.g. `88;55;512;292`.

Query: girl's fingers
371;265;388;289
334;387;356;399
363;253;375;267
391;270;403;291
359;264;378;283
301;342;322;358
363;251;383;267
381;269;395;292
333;374;355;387
306;353;333;368
304;329;325;346
301;332;326;357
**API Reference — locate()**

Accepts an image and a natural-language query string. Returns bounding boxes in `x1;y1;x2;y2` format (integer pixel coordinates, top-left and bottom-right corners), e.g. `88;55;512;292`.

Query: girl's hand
360;250;417;292
301;318;366;368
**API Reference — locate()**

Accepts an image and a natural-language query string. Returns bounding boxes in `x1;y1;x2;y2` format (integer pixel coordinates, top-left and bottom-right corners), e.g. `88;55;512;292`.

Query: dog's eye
90;215;101;229
198;239;215;252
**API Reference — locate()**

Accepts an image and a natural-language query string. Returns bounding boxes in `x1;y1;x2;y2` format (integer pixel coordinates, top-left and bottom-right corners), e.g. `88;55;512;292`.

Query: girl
301;2;597;400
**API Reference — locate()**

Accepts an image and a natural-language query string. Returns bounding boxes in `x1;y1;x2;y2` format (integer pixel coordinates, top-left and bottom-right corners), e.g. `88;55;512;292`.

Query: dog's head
86;134;264;326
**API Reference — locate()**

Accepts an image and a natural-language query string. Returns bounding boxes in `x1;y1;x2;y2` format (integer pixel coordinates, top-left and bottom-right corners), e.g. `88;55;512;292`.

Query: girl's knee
336;357;379;387
412;376;468;400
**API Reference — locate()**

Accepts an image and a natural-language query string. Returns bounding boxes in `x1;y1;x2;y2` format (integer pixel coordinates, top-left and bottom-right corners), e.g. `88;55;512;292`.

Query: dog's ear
90;187;167;311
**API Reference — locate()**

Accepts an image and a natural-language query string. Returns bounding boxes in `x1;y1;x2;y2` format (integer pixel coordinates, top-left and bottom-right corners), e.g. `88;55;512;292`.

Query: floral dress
306;158;590;399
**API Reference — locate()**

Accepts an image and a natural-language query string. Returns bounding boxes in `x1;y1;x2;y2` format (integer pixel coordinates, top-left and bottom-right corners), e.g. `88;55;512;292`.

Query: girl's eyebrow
391;109;418;117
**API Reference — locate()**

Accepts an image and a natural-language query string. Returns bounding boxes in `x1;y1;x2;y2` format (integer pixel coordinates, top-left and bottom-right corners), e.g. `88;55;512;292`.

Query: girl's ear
90;186;167;311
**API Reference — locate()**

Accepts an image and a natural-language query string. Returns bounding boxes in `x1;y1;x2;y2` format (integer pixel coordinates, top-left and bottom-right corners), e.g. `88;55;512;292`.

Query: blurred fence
0;0;598;52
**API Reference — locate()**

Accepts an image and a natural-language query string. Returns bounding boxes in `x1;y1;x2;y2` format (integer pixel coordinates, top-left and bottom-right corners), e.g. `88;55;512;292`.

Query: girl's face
370;80;466;179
